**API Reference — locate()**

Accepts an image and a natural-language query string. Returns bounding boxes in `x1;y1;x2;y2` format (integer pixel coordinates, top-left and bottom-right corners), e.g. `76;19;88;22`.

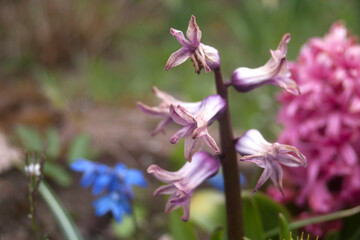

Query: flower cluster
139;15;307;221
277;22;360;223
70;159;147;222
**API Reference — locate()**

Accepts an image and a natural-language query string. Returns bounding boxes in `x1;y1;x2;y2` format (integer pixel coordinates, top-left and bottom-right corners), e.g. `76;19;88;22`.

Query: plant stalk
214;67;244;240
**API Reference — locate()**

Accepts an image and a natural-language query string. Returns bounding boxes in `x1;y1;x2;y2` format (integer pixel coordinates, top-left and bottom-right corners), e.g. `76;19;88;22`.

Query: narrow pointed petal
170;105;196;125
152;117;173;136
170;125;195;144
148;152;219;221
252;161;273;194
235;129;271;155
165;47;192;71
137;101;168;116
275;143;307;167
202;132;220;153
147;164;183;183
180;197;191;221
170;28;192;47
231;33;300;95
240;155;267;168
186;15;202;46
153;184;177;196
269;162;285;197
184;135;202;161
165;199;181;214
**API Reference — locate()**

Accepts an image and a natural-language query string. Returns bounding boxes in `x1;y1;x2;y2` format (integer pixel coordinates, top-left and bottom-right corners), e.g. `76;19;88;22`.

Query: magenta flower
137;86;201;135
277;22;360;223
230;33;300;95
235;129;306;196
165;15;220;74
169;94;226;161
147;151;220;221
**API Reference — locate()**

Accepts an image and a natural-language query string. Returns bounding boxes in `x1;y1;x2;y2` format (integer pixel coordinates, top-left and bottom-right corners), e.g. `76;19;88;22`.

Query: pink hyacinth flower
137;86;201;135
170;94;226;161
165;15;220;74
230;33;300;95
235;129;306;196
277;22;360;227
147;151;220;221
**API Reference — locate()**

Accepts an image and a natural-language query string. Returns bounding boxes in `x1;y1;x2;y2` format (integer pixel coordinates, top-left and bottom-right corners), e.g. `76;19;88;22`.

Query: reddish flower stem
214;67;244;240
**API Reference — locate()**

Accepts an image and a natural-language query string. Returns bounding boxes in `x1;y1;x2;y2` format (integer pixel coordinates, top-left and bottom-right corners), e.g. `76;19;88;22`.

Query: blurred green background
1;0;359;137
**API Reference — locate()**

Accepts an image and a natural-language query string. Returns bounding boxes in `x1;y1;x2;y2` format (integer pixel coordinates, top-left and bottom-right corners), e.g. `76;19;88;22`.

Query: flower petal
152;117;173;136
184;134;202;161
186;15;202;46
252;161;273;194
269;161;285;197
201;43;220;70
153;184;177;196
176;151;220;191
240;154;267;168
275;143;307;167
170;124;196;144
231;33;300;95
165;47;192;71
147;164;183;183
196;95;226;124
235;129;271;155
170;104;196;125
170;28;192;47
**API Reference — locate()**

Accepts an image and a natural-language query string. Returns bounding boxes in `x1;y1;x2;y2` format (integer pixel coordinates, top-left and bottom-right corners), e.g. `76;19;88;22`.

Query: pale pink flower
147;151;220;221
230;33;300;95
235;129;306;196
165;15;220;74
170;94;226;161
276;22;360;233
137;86;201;135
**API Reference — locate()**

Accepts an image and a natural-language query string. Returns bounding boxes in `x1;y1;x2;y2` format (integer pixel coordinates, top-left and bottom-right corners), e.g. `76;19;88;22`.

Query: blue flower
93;192;132;223
70;159;110;188
70;159;148;223
70;159;148;197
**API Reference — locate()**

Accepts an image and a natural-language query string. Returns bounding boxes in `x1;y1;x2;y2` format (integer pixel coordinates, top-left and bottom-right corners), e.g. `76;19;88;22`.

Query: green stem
264;205;360;238
214;67;244;240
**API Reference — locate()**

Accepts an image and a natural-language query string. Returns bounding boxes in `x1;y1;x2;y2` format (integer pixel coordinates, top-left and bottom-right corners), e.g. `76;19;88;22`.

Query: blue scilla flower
70;159;148;223
70;159;148;196
70;159;110;189
93;191;132;223
207;169;247;191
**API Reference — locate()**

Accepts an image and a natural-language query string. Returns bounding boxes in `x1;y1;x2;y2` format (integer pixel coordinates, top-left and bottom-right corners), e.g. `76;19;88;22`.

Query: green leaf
44;161;72;187
242;193;264;240
46;128;60;158
209;227;223;240
252;191;291;232
278;213;290;240
67;134;91;163
112;216;135;238
190;190;226;233
38;181;84;240
15;125;43;151
169;208;198;240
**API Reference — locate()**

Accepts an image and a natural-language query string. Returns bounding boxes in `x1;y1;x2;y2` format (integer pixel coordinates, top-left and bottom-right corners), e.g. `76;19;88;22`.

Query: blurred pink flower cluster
276;22;360;231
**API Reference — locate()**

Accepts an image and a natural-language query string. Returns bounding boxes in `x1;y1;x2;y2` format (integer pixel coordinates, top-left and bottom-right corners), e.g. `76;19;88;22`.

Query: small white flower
24;163;41;177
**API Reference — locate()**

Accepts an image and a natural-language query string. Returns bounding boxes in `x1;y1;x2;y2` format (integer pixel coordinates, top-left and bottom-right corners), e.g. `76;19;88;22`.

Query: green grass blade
264;205;360;238
38;181;84;240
